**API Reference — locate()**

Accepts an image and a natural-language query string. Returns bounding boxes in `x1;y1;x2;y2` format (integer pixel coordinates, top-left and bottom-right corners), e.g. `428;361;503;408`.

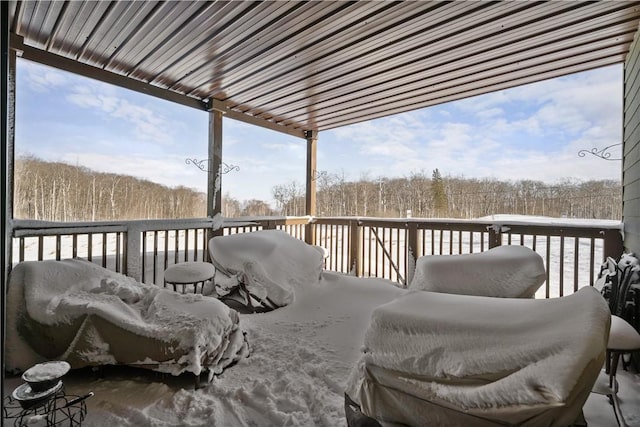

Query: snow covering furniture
345;287;610;427
208;229;325;308
164;261;216;294
409;245;546;298
6;259;249;382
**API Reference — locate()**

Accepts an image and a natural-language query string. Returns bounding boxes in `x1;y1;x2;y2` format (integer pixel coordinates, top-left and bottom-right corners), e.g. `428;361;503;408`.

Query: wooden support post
406;222;419;287
349;220;362;276
305;130;317;245
1;1;11;380
488;224;502;249
207;111;223;248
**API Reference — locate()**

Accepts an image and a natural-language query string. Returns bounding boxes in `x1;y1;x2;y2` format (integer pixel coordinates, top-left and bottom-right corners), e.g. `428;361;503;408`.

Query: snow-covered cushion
346;286;610;426
208;230;325;307
410;245;546;298
6;259;249;377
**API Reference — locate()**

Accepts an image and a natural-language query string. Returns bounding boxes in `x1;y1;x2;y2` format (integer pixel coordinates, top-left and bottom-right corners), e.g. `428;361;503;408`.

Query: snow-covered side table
164;262;216;294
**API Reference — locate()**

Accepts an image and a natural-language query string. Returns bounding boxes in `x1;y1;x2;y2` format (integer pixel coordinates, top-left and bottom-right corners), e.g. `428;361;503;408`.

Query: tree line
14;157;621;221
272;168;622;220
14;156;207;221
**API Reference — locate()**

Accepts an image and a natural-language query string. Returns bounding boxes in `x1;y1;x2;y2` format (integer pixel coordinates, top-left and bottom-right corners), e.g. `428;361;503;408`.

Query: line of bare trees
272;169;622;220
14;157;621;221
14;156;206;221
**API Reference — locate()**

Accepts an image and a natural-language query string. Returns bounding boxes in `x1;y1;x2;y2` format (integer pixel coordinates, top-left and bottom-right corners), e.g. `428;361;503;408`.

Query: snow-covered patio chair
409;245;546;298
207;230;325;312
593;255;640;426
345;286;610;427
5;259;249;387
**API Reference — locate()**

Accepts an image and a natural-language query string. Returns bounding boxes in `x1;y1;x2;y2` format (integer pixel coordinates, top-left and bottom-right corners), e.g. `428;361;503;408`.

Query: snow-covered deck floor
4;271;640;426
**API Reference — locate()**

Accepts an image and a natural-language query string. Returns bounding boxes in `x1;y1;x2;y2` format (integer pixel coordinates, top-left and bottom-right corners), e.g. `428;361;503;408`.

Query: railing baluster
589;237;596;286
174;229;179;264
142;231;147;284
546;235;551;298
115;232;121;273
184;229;189;262
574;237;579;292
153;231;159;285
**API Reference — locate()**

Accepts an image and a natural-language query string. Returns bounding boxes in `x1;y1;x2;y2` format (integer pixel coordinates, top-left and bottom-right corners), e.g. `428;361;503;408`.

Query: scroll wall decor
577;143;622;161
185;158;240;174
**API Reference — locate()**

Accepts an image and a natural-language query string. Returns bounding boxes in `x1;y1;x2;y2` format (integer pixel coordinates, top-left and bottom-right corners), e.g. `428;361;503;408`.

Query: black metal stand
3;386;88;427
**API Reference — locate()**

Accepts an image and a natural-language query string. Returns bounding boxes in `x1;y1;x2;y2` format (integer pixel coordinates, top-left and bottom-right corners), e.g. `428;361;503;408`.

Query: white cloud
67;84;172;145
20;60;68;92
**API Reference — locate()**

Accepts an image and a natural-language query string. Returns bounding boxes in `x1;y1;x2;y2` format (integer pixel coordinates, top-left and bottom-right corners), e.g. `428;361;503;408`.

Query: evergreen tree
431;168;448;217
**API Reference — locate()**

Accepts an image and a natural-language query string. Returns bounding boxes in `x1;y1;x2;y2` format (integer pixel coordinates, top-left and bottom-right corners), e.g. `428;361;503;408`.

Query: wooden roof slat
7;1;640;135
312;52;628;130
105;1;196;74
221;1;481;103
272;20;640;122
164;1;309;93
148;2;275;87
127;1;245;82
181;1;360;98
241;2;626;114
187;1;403;99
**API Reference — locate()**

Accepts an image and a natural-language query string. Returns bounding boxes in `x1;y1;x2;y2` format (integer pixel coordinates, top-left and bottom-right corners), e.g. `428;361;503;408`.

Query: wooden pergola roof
7;1;640;139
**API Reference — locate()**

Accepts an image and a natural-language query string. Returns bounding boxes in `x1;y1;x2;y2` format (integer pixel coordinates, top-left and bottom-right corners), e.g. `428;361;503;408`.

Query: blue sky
16;58;623;205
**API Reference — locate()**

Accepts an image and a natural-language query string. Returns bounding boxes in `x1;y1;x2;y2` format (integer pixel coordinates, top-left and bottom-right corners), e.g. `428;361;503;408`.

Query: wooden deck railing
10;216;623;298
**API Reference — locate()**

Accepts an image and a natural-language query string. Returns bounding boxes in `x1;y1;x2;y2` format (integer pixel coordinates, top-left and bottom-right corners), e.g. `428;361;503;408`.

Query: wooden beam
305;130;317;217
10;33;307;139
305;130;317;245
208;110;223;220
208;99;306;139
10;34;206;111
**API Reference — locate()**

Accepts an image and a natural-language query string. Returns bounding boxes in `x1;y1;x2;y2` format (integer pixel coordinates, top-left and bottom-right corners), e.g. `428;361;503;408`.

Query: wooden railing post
488;224;503;249
126;223;142;282
407;222;419;287
305;220;315;245
603;228;624;261
349;219;362;276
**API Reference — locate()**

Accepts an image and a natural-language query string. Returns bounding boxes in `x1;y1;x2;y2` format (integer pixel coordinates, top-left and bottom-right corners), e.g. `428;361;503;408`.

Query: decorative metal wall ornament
578;143;622;161
185;158;240;174
312;169;327;181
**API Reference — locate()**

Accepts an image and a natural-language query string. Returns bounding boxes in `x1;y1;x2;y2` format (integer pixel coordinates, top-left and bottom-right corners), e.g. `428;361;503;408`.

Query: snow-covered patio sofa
5;259;249;383
345;286;610;427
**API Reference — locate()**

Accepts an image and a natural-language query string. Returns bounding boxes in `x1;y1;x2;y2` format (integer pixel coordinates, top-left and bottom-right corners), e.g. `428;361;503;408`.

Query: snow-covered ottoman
410;245;546;298
6;259;249;383
345;287;610;427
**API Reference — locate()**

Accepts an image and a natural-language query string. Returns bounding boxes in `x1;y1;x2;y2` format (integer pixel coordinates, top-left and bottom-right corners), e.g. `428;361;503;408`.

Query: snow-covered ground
4;217;638;426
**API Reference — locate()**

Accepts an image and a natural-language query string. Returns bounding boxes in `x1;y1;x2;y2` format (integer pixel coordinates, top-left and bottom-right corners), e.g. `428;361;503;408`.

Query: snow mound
209;230;325;306
410;245;546;298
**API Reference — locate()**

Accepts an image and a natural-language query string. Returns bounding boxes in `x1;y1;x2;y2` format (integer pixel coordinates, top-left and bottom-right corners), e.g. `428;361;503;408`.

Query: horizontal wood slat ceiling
8;1;640;138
